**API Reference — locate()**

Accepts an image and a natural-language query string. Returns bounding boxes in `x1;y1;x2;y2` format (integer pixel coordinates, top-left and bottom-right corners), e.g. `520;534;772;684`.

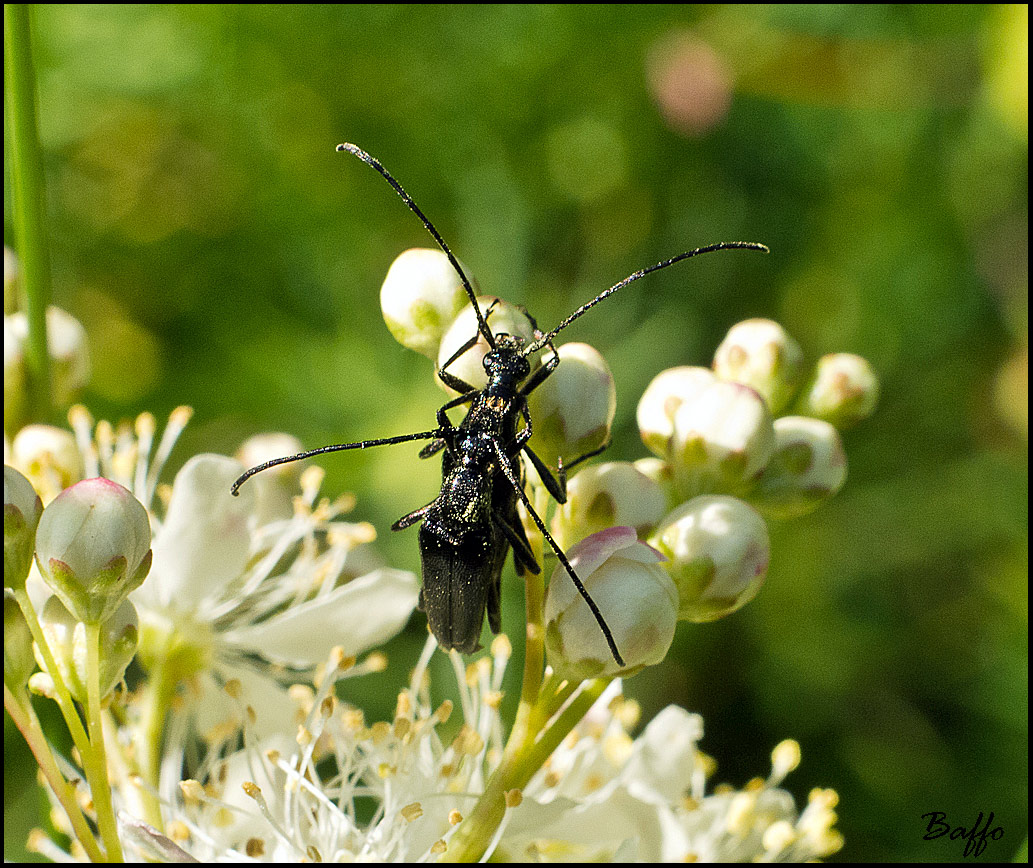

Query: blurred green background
5;4;1027;862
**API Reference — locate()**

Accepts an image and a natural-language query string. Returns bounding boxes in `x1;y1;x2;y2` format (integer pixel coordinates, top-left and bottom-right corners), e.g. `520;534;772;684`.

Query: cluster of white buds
379;251;878;677
634;317;877;622
4;247;91;435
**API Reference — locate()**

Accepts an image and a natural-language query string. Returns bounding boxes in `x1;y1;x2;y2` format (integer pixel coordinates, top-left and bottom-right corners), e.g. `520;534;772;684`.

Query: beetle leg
489;438;624;667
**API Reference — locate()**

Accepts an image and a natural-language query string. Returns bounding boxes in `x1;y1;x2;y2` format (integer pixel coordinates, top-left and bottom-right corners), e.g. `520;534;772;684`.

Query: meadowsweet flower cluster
4;241;861;862
120;639;841;863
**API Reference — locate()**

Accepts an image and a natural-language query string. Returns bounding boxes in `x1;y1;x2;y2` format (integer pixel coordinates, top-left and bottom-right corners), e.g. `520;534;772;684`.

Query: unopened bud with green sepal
5;465;43;590
526;342;615;474
545;527;677;681
550;461;668;549
380;248;473;359
796;353;879;429
650;495;770;622
35;595;138;702
669;380;775;499
713;318;804;415
747;416;847;519
636;366;716;458
34;478;152;624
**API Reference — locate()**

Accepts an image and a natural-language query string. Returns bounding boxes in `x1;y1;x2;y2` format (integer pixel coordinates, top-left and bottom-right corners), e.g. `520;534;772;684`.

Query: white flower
61;408;419;741
125;643;841;863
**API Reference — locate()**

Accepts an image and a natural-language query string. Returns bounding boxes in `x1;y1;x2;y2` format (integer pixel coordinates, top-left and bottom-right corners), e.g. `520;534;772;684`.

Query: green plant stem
4;683;107;863
441;676;610;862
134;646;175;831
4;3;53;422
85;620;124;862
12;588;94;771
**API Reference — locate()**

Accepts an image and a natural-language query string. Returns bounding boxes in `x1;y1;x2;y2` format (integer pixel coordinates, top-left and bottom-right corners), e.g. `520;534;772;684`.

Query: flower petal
222;568;419;666
622;705;704;802
137;455;253;612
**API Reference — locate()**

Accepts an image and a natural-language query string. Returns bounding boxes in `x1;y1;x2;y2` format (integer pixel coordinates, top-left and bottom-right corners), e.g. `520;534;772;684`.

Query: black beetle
232;144;767;663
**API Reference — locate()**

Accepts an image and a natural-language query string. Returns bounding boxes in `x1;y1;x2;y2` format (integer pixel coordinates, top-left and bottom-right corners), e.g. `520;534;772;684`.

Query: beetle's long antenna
525;241;769;355
338;143;496;349
231;428;445;496
490;439;625;666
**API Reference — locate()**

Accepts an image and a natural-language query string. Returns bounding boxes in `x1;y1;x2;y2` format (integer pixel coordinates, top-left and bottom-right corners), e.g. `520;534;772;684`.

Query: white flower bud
381;248;473;359
34;478;152;624
650;495;770;622
669;380;775;499
747;417;847;519
545;527;677;680
5;465;43;589
796;353;879;429
636;366;716;458
35;595;138;702
526;342;615;473
6;307;91;409
550;461;668;549
236;432;305;523
10;425;83;504
5;589;36;688
713;318;805;415
436;296;537;394
632;456;678;511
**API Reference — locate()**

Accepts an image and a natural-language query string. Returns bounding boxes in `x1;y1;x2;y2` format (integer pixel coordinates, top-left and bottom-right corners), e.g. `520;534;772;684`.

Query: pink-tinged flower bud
381;248;474;359
545;527;677;680
5;589;36;688
796;353;879;429
526;342;615;473
747;417;847;519
713;318;805;415
34;478;152;624
236;432;306;523
636;366;716;458
436;297;538;394
550;461;668;549
669;380;775;499
10;425;83;504
35;595;138;702
5;465;43;589
650;495;770;622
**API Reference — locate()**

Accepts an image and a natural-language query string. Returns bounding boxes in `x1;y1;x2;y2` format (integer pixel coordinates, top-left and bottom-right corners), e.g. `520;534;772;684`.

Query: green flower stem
11;587;94;772
442;676;610;862
4;3;53;422
528;675;579;734
134;642;176;831
3;683;107;863
521;677;609;775
85;620;124;862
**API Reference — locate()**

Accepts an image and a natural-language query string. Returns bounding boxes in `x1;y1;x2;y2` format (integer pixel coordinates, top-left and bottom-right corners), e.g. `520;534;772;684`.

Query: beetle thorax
482;343;531;391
